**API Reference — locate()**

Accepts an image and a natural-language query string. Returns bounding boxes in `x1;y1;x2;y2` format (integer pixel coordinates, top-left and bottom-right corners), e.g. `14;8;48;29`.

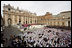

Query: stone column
12;15;15;25
4;14;8;26
21;16;23;24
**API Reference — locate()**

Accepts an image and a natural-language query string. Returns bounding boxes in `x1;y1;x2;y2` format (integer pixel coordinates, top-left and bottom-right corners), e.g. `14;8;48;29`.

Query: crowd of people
1;33;7;47
1;27;71;47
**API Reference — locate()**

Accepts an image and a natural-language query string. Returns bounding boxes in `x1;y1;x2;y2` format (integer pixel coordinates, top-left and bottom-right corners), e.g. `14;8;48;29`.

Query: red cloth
22;24;28;27
22;24;37;27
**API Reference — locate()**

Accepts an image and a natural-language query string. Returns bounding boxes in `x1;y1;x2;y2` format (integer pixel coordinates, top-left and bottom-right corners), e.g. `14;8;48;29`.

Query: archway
7;18;12;26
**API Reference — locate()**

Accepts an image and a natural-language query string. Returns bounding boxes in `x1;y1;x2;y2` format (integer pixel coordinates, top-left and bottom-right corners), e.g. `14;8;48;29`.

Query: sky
1;1;71;16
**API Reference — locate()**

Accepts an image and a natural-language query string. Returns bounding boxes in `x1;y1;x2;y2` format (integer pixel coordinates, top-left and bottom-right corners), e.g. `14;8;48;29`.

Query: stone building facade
38;11;71;27
3;4;37;26
3;4;71;27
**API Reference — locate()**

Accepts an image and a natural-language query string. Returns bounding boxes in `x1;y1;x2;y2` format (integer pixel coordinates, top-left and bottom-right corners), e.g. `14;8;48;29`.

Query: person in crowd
1;26;71;47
